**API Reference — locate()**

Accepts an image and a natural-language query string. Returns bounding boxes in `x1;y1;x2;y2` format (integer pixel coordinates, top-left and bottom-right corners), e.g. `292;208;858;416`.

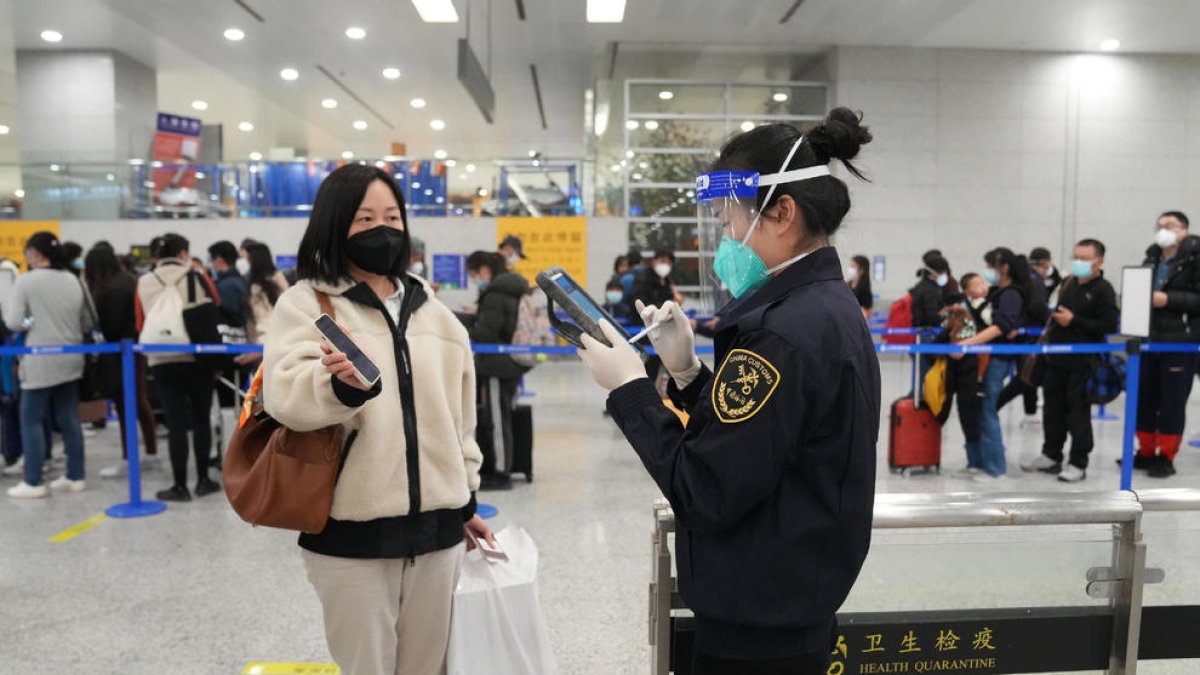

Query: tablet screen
554;274;607;324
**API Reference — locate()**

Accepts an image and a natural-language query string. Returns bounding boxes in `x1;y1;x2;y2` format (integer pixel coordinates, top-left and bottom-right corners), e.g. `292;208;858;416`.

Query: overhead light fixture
14;189;24;198
195;172;206;180
40;30;63;43
434;149;448;160
322;98;338;109
224;28;245;41
624;150;634;159
411;0;460;23
644;120;659;130
459;173;467;181
353;120;368;130
410;98;427;109
382;67;401;79
249;151;263;161
445;159;457;167
106;173;115;181
773;92;789;102
345;27;367;40
466;163;476;172
532;159;541;167
632;173;643;181
280;68;299;81
740;121;755;132
658;90;674;101
191;100;208;111
413;181;422;189
238;121;254;132
625;120;639;131
1099;38;1121;51
610;164;621;173
638;162;649;169
49;164;61;172
587;0;626;23
430;119;445;130
0;124;9;135
374;160;387;168
341;150;354;160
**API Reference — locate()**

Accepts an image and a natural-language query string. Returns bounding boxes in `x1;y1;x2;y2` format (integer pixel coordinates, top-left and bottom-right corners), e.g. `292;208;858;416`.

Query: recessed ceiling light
40;30;63;43
224;28;245;41
345;27;367;40
0;125;9;135
740;121;755;132
382;67;401;79
658;90;674;101
1099;38;1121;51
624;150;634;159
410;98;427;109
625;120;639;130
106;173;115;181
430;119;445;131
773;92;789;102
353;120;368;130
445;159;457;167
14;189;24;198
238;121;254;132
411;0;460;23
466;163;476;172
322;98;338;109
638;162;649;169
341;150;354;160
249;151;263;161
413;181;422;189
459;173;468;181
280;68;299;81
528;150;538;158
644;120;659;130
587;0;626;23
434;149;448;160
191;100;208;111
610;164;621;172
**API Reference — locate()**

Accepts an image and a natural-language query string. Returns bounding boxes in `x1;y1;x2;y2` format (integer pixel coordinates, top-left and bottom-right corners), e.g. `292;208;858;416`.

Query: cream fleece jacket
262;275;482;522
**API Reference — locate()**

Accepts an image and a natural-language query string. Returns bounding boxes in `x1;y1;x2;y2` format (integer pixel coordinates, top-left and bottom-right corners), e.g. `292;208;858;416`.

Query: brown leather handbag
223;290;346;534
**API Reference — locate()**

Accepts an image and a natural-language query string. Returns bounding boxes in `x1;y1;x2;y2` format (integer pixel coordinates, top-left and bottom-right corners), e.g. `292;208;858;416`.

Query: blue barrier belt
1141;343;1200;353
871;327;1044;337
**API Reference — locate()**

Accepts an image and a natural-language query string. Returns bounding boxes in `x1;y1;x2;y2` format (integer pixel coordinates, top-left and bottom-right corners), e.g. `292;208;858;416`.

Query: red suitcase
888;398;941;474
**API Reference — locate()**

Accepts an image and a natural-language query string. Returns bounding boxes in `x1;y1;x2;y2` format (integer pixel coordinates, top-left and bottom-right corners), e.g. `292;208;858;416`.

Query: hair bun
806;107;872;165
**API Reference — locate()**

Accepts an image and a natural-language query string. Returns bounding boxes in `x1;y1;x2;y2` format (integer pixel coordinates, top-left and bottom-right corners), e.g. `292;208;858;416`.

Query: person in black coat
1135;211;1200;478
909;252;950;329
846;254;873;318
465;251;529;490
577;111;879;674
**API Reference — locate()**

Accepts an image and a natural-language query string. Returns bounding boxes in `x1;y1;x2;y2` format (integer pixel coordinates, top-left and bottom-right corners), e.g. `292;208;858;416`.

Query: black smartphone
314;314;382;387
535;266;632;348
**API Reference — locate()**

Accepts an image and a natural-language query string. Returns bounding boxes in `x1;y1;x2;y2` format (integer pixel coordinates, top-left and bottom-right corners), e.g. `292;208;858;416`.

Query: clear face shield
695;159;831;308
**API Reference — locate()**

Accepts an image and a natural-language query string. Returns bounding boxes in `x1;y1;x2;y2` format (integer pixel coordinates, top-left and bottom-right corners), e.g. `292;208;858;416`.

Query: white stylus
627;314;674;344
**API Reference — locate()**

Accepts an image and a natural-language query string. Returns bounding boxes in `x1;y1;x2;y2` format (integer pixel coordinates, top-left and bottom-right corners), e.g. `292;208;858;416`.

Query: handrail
873;491;1143;527
1133;488;1200;512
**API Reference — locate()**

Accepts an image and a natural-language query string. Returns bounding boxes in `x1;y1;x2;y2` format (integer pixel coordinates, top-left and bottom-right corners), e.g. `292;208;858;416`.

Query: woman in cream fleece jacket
263;164;491;675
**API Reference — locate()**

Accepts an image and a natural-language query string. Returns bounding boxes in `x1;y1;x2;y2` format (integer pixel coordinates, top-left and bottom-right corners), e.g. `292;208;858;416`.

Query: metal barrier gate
649;489;1200;675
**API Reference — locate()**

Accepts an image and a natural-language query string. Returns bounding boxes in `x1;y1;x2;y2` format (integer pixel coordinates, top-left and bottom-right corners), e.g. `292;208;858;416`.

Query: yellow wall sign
496;217;587;288
0;221;62;270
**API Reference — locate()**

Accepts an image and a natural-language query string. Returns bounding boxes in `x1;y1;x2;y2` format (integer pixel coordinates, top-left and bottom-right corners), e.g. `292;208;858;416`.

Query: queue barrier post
1119;340;1142;492
105;339;167;518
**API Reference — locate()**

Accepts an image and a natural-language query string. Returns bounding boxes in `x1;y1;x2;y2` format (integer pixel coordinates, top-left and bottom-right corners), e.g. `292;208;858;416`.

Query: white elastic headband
758;165;831;186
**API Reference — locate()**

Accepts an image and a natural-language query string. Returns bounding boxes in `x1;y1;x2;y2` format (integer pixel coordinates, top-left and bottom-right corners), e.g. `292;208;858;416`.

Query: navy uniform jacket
607;247;880;660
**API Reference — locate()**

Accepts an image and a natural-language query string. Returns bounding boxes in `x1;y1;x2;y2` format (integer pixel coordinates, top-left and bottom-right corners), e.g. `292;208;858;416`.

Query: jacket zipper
396;332;422;516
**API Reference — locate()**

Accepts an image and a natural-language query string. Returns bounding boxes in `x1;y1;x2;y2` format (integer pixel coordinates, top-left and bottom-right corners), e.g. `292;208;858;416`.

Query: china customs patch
711;349;781;423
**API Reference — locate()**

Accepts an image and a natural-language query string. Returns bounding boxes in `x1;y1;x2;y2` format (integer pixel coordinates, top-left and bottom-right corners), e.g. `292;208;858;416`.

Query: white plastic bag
447;527;558;675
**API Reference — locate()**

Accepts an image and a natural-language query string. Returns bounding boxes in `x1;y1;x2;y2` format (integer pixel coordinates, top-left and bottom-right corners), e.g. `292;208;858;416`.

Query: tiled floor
1;355;1198;674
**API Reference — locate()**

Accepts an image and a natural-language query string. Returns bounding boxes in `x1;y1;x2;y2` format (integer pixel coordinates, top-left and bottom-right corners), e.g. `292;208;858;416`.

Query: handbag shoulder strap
314;289;335;319
76;277;99;329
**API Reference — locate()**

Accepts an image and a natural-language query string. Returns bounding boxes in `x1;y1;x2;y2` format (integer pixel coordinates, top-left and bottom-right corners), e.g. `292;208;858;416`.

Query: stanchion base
106;500;167;518
1189;439;1200;449
478;503;499;519
1093;413;1120;421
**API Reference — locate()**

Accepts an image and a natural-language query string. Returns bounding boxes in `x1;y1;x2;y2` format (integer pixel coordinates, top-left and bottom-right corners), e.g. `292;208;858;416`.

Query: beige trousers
302;543;465;675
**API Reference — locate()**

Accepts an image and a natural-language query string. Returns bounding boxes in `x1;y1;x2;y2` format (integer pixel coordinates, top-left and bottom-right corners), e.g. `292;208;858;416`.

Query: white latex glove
636;299;701;385
578;320;647;391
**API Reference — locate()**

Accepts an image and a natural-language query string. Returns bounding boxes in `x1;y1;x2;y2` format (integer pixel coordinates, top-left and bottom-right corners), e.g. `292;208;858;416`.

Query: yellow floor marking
242;664;340;675
48;513;108;543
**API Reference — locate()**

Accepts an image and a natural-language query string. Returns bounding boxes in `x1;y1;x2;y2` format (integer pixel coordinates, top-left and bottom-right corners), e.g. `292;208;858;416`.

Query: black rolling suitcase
510;404;534;482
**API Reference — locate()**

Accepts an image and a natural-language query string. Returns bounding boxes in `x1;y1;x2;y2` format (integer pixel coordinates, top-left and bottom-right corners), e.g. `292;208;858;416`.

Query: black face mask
345;226;408;276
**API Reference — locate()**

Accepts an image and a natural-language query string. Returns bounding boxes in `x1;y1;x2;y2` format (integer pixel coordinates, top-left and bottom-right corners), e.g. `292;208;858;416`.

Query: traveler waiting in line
1132;211;1200;478
84;244;161;479
952;247;1033;481
633;248;682;388
909;252;952;388
136;233;223;502
498;234;526;269
996;249;1052;424
609;254;630;288
236;241;290;368
208;241;249;330
619;249;644;299
4;232;94;499
604;280;633;322
1020;239;1119;483
940;272;987;475
1030;246;1063;300
577;109;879;675
465;250;530;491
922;248;961;302
262;164;491;675
62;241;84;277
845;253;873;318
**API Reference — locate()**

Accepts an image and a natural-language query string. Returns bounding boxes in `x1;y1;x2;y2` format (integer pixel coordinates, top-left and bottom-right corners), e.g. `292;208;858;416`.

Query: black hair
149;236;165;260
920;252;950;276
208;240;239;267
984;247;1032;297
923;249;943;259
62;241;83;264
651;249;675;263
297;164;410;284
851;254;870;274
1076;238;1106;258
712;107;872;239
1030;247;1052;262
850;254;872;296
606;280;623;290
25;231;64;269
612;255;628;274
239;238;259;251
626;250;643;267
466;251;506;278
158;233;190;260
1161;211;1190;229
959;272;981;289
84;245;125;308
244;242;282;307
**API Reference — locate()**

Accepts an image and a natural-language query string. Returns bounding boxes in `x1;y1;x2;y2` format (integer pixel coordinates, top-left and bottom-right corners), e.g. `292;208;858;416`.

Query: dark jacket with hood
908;275;944;329
469;271;530;379
1144;235;1200;342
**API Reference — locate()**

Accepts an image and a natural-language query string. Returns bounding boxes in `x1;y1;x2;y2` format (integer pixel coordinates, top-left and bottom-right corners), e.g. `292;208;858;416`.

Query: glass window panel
627;120;733;150
729;84;827;117
628;83;725;116
628;187;696;219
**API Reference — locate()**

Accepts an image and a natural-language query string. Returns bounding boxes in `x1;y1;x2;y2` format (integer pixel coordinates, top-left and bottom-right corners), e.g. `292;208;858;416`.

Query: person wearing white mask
1131;210;1200;479
497;234;526;269
908;252;952;391
575;109;879;674
632;249;681;388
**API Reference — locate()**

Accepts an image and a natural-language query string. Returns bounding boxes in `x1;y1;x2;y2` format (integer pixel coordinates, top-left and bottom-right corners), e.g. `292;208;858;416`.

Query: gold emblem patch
711;349;781;424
